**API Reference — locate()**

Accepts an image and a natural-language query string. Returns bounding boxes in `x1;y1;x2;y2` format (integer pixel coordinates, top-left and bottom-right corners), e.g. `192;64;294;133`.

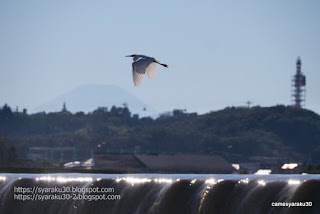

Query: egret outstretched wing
145;62;157;79
132;69;145;86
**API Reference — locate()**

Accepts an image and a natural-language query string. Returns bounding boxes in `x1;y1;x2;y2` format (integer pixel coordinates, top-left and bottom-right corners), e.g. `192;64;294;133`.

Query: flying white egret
126;54;168;86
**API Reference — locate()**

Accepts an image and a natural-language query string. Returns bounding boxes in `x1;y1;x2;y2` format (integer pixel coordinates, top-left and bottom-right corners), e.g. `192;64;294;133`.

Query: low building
93;153;233;173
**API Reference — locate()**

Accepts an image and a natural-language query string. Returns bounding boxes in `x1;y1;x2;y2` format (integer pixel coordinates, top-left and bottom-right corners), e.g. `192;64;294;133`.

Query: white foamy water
0;173;319;214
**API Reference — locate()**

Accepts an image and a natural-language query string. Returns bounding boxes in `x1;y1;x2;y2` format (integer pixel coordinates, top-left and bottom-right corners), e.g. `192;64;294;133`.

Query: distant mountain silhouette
32;84;157;117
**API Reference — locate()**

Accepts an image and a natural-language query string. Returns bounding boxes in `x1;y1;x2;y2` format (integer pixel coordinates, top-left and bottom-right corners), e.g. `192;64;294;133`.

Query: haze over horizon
1;1;320;114
31;84;159;117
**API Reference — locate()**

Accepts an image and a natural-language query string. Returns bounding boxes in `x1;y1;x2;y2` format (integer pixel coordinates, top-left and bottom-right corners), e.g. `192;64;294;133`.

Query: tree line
1;104;320;164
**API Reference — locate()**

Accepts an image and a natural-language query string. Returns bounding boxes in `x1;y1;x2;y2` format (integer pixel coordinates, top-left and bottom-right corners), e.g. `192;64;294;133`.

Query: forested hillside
1;104;320;163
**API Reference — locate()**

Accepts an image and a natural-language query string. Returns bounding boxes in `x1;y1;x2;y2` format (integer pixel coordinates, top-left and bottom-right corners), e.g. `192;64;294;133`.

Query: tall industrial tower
291;57;306;108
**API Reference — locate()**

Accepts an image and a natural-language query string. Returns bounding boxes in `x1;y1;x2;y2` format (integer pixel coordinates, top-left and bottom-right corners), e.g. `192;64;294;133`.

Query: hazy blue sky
1;0;319;114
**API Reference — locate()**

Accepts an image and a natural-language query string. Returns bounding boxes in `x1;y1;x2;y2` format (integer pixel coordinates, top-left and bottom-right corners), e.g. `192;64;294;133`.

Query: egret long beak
125;55;132;57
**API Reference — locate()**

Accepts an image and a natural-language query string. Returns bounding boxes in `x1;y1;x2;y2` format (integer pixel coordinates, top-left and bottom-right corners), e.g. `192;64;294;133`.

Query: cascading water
0;174;319;214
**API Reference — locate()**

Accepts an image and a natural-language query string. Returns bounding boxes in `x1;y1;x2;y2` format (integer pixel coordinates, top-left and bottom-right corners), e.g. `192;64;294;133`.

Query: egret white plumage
126;54;168;86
